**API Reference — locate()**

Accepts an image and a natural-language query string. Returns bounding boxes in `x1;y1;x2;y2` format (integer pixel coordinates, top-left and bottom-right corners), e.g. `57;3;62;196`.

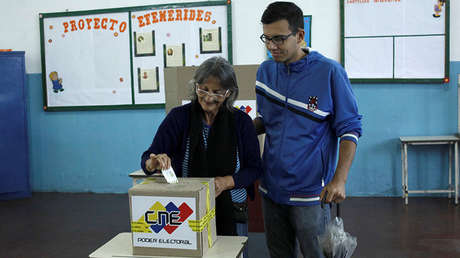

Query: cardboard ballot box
129;177;217;257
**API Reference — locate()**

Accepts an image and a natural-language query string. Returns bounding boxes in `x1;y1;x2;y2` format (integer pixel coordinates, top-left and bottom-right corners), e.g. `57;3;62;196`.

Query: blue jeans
236;222;248;258
262;195;330;258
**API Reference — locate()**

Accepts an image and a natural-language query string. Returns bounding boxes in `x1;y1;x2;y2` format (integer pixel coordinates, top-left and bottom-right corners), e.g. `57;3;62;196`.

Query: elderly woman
140;56;262;238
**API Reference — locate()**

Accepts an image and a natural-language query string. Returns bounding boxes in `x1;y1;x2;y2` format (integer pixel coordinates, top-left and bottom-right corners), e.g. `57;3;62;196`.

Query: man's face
262;19;302;64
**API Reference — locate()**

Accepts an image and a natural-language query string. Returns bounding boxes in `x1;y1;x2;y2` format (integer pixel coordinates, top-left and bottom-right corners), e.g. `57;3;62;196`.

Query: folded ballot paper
161;166;178;184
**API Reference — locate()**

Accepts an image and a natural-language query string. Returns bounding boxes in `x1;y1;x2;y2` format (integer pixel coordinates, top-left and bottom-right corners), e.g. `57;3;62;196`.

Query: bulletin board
39;1;231;111
341;0;449;83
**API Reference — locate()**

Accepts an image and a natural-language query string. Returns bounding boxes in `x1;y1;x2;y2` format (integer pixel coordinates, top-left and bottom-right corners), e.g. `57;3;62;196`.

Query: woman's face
196;76;229;114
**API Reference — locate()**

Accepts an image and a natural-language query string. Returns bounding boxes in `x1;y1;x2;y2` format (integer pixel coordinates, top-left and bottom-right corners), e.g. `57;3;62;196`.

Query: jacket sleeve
140;108;184;175
330;64;363;144
232;112;263;189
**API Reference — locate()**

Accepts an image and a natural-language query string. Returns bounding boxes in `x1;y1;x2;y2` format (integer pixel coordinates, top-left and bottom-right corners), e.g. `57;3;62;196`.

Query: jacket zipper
278;64;290;165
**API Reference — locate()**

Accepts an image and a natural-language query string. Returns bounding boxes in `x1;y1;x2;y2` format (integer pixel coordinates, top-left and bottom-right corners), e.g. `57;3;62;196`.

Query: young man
254;2;362;257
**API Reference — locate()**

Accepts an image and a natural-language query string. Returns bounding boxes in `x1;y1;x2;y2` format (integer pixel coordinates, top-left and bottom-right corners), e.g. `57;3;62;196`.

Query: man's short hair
261;2;304;33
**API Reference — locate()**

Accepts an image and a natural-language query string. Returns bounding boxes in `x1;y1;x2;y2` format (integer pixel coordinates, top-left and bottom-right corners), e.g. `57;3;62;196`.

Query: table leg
449;144;452;198
404;143;409;205
455;142;459;205
401;143;405;199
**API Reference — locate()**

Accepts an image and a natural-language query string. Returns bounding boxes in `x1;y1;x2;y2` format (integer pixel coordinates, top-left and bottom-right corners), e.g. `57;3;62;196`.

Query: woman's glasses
195;84;229;100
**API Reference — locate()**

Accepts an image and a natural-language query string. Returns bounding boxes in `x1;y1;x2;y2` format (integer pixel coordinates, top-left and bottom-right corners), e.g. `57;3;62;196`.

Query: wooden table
400;135;459;205
89;232;247;258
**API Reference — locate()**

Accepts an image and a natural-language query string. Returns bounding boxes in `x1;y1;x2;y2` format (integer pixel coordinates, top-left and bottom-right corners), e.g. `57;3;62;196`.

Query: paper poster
200;27;222;53
134;31;155;56
138;67;159;93
164;44;185;67
42;13;131;108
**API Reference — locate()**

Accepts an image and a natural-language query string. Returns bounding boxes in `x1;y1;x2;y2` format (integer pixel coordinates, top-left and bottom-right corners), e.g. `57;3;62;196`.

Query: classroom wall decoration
134;31;155;57
341;0;449;83
39;1;231;111
200;27;222;53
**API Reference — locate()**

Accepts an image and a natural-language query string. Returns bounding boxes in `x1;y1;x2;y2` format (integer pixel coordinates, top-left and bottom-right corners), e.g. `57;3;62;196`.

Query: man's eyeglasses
260;32;296;45
195;84;229;100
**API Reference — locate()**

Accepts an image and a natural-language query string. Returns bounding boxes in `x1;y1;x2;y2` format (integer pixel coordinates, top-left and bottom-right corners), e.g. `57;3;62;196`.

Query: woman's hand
145;153;171;172
214;176;235;197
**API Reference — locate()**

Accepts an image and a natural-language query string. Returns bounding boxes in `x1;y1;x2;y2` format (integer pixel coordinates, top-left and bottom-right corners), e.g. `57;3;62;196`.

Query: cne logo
140;201;193;234
236;105;252;115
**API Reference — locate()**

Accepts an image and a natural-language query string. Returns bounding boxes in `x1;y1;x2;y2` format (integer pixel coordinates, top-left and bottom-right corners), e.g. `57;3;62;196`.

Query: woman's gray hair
189;56;239;111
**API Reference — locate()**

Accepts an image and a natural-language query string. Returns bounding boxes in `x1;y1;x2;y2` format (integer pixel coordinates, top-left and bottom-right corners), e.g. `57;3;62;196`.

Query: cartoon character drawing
49;71;64;93
433;0;446;18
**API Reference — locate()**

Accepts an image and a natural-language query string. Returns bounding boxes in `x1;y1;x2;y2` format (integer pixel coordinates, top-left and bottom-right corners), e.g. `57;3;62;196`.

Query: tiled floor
1;193;459;258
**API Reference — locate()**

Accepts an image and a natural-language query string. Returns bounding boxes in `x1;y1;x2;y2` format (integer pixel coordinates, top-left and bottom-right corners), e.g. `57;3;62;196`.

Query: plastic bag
318;216;357;258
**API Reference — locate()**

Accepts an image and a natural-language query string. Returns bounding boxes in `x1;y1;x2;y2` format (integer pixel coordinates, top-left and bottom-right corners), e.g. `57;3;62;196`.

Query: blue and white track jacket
256;49;362;206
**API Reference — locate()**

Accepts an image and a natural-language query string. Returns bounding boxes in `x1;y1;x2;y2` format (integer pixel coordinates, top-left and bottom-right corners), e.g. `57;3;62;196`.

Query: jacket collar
278;48;313;73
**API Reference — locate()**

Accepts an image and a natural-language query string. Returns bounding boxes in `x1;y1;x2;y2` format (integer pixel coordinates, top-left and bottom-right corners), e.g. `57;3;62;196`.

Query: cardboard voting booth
129;177;217;257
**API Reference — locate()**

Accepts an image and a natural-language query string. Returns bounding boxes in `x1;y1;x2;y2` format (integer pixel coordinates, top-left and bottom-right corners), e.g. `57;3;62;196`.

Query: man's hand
320;139;357;203
145;153;171;172
214;176;235;197
253;117;266;135
320;177;346;203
